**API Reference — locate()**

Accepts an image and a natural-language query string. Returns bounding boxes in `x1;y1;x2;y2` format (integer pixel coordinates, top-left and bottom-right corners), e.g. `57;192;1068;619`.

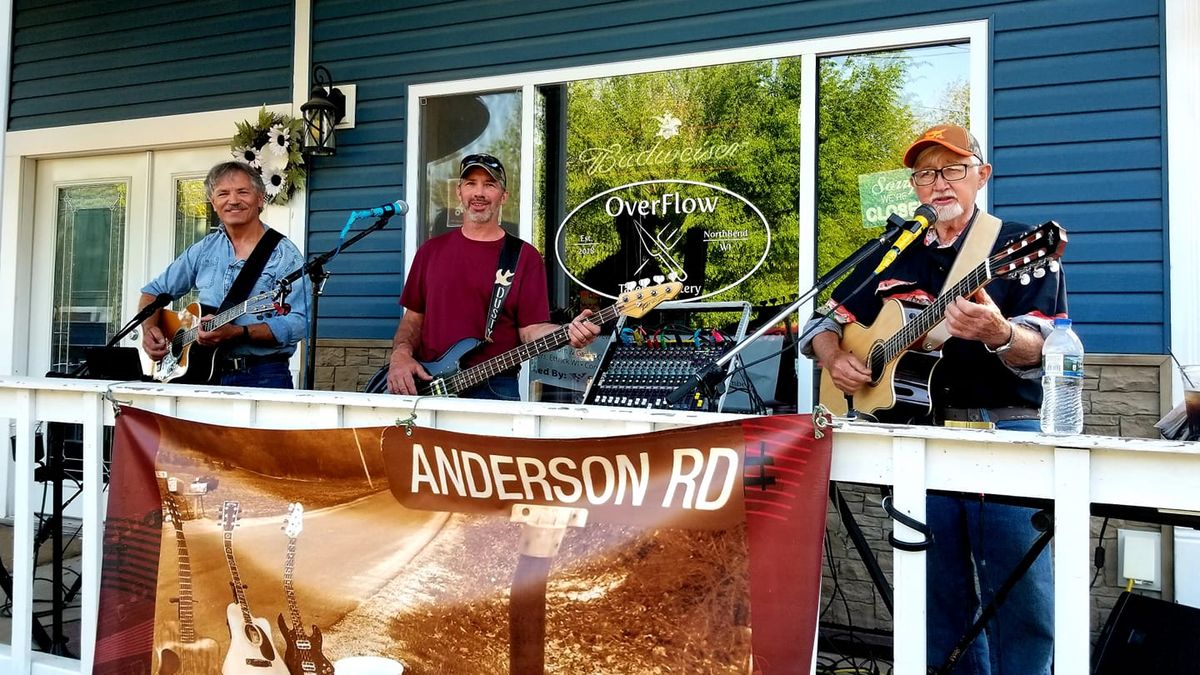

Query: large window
408;23;984;407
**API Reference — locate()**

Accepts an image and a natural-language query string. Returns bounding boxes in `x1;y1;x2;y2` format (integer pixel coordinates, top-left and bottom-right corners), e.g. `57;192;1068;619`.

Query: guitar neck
878;261;991;363
174;297;257;349
283;539;302;629
167;502;197;644
440;303;620;395
223;532;254;627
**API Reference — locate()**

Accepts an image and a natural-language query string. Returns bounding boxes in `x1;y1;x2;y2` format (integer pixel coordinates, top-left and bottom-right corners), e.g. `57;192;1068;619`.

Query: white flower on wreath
266;125;290;156
261;167;287;198
232;145;262;169
258;145;287;171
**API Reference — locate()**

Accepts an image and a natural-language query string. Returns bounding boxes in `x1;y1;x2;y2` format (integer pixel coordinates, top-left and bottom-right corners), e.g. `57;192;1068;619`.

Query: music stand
83;346;148;381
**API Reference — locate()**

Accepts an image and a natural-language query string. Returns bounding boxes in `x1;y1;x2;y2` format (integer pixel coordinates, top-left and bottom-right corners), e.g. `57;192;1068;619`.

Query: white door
29;146;229;375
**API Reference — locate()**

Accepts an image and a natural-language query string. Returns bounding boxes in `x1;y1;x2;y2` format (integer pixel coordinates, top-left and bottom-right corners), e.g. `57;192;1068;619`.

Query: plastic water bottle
1040;318;1085;435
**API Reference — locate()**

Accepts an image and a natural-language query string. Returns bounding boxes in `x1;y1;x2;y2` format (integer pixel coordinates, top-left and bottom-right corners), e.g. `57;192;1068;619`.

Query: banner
95;407;831;674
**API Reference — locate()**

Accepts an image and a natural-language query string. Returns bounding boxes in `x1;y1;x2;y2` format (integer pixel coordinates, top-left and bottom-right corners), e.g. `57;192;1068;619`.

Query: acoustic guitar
150;291;285;384
818;221;1067;419
220;501;289;674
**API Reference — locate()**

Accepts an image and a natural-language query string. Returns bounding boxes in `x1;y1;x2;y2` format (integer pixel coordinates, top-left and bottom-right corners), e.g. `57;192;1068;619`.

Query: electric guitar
379;281;683;397
151;291;286;385
275;503;334;675
819;221;1067;419
220;501;289;674
154;472;220;675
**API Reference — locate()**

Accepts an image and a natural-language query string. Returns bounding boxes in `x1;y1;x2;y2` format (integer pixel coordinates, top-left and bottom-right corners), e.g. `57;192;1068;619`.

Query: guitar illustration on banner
819;221;1067;419
153;472;220;675
149;290;287;385
276;503;334;675
220;501;289;674
367;280;683;396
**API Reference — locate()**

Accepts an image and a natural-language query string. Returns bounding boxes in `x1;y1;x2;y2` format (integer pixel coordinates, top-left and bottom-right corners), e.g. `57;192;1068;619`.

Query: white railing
1;375;1198;675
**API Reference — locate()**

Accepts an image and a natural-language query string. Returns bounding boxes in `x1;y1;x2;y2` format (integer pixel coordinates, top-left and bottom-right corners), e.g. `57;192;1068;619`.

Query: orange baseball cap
903;124;984;168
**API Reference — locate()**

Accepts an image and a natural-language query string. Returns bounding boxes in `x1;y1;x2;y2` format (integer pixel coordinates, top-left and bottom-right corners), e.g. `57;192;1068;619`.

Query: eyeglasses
910;163;978;186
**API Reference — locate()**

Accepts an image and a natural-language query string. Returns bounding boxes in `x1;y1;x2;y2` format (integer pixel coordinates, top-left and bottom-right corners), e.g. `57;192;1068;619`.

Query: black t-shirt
823;211;1068;416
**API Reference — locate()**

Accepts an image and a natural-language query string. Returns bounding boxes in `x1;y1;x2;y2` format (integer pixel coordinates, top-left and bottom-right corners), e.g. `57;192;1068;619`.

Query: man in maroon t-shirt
387;153;599;399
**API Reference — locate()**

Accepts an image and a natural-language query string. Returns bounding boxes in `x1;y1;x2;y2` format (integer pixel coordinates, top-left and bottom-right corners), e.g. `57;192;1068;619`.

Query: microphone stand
666;214;913;406
279;214;393;390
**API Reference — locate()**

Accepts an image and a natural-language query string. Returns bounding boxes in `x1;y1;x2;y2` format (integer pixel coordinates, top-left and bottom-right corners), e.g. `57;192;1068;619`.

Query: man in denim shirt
139;161;308;388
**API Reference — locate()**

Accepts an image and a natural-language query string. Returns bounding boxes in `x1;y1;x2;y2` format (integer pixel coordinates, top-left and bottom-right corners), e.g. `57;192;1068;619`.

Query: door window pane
417;90;523;245
50;182;128;372
173;175;217;307
816;44;970;289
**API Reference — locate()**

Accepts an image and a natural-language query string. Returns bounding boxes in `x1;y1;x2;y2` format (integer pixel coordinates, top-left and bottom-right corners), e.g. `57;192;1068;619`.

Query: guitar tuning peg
652;275;665;284
1033;266;1046;279
623;281;637;292
638;278;650;288
1019;272;1032;285
667;272;679;281
1048;260;1060;273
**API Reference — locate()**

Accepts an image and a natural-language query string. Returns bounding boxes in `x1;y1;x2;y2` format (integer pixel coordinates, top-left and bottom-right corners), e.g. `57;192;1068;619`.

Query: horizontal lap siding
299;0;1160;353
991;0;1164;353
8;0;293;130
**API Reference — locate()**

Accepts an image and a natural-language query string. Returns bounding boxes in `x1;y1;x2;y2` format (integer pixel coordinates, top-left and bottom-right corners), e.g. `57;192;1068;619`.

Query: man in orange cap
800;124;1067;674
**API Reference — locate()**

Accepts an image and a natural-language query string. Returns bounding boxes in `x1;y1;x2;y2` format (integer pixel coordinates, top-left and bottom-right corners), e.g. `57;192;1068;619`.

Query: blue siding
307;0;1166;354
8;0;293;130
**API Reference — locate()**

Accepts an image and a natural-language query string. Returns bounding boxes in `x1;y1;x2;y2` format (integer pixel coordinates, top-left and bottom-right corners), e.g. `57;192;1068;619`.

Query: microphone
350;199;409;221
872;204;938;275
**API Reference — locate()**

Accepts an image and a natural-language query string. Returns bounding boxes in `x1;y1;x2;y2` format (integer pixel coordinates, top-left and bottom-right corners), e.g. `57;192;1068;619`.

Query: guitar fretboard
283;538;302;630
166;497;196;643
223;530;254;627
170;293;268;352
871;262;992;369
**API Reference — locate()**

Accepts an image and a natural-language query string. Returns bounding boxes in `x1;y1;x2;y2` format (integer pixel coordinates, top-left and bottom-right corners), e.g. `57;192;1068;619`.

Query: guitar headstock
248;289;282;317
616;282;683;318
282;502;304;538
220;500;241;532
991;221;1067;282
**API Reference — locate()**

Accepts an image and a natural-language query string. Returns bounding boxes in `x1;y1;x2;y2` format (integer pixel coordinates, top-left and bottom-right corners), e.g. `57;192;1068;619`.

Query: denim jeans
926;417;1053;674
460;375;520;401
217;360;294;389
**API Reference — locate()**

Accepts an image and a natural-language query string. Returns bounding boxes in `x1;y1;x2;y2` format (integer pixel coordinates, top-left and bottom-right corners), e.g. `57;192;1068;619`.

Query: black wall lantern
301;65;347;157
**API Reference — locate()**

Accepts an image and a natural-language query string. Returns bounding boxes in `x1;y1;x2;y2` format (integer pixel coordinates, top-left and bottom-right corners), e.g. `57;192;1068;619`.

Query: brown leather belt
938;406;1040;424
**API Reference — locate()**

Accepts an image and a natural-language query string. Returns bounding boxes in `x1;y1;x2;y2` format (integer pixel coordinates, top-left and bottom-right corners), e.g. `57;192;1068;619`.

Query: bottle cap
1053;317;1072;328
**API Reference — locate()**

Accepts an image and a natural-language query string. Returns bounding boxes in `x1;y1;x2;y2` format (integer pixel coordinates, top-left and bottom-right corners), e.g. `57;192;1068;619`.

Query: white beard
934;201;965;224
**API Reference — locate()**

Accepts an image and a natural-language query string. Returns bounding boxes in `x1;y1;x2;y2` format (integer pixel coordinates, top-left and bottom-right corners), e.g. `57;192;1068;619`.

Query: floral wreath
231;107;307;206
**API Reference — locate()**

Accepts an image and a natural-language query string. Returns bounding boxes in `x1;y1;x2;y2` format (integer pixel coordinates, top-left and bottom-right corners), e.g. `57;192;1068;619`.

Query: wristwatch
985;321;1015;356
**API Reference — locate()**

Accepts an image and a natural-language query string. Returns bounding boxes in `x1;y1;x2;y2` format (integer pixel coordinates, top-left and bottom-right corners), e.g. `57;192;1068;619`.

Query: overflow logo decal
555;180;771;301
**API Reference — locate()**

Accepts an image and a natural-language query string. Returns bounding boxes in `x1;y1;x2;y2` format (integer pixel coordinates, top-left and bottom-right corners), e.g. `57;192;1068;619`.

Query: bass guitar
154;472;220;675
276;503;334;675
220;501;289;674
818;221;1066;419
369;281;682;396
151;291;285;385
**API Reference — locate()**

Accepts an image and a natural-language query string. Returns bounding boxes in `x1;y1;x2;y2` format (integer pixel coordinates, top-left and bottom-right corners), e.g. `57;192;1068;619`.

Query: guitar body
156;636;221;675
422;338;484;382
223;603;288;674
153;302;220;385
277;614;334;675
819;299;939;420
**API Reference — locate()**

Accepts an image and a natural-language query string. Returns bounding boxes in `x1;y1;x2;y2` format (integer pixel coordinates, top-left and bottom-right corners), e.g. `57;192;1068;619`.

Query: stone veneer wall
316;343;1177;648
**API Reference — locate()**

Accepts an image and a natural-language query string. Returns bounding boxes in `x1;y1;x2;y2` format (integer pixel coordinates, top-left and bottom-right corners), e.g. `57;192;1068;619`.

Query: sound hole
866;344;887;384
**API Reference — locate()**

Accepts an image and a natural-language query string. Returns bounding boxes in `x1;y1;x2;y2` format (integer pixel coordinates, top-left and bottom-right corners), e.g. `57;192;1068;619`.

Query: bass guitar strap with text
484;233;523;342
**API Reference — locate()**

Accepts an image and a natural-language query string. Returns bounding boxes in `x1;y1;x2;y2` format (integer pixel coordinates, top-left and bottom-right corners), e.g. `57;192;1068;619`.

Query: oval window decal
555;180;771;301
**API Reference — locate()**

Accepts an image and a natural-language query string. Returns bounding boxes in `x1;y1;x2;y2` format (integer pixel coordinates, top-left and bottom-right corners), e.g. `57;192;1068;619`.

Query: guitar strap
918;210;1002;352
215;228;284;314
484;233;523;342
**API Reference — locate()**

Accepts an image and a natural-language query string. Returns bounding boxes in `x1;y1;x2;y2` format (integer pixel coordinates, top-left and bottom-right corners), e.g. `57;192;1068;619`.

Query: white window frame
406;20;991;409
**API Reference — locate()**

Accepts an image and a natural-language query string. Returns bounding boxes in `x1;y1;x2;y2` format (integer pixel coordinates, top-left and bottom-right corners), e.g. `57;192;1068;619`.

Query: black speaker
1092;591;1200;674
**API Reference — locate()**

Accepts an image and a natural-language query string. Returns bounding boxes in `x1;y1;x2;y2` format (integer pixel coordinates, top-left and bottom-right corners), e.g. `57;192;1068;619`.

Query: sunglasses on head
461;153;503;170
